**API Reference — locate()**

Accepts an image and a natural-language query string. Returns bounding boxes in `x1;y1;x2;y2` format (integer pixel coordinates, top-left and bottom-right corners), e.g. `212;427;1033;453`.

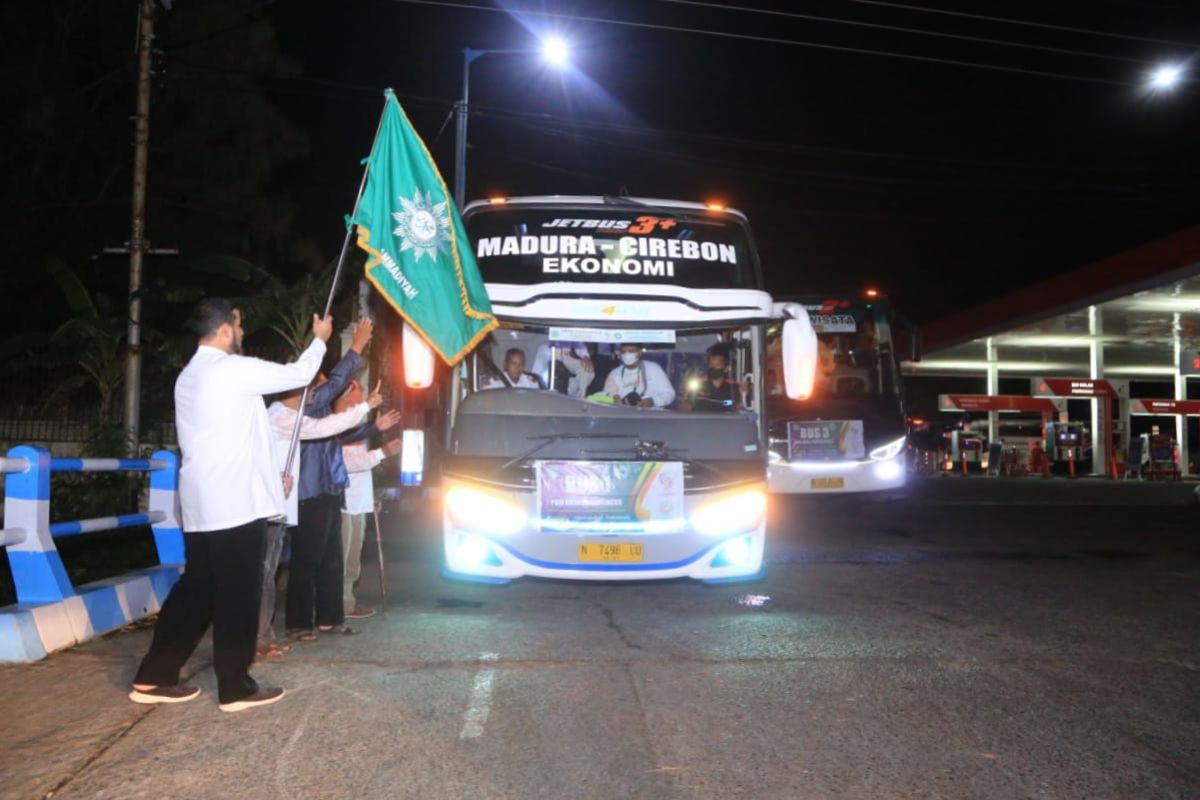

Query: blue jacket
298;349;362;501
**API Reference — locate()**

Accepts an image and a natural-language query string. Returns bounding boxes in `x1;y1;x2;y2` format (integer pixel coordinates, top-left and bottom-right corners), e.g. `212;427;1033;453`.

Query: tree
0;2;336;440
0;1;323;343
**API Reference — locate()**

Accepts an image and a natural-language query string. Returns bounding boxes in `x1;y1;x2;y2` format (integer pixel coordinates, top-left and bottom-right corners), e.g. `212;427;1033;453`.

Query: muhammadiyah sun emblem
392;189;451;262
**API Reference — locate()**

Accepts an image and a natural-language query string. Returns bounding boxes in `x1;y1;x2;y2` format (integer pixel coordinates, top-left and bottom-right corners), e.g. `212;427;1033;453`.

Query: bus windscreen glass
465;206;758;289
803;299;899;397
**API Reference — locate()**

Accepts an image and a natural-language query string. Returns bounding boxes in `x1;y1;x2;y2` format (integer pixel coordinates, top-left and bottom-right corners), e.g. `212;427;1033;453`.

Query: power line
830;0;1200;50
487;115;1188;196
653;0;1148;64
169;60;1176;178
382;0;1136;86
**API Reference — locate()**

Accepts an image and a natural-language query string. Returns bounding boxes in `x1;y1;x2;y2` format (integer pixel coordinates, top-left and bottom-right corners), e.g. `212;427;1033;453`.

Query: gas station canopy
903;225;1200;475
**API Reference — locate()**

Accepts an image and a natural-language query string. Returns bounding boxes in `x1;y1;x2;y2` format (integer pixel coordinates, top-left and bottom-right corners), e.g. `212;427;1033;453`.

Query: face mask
621;352;640;366
707;368;725;381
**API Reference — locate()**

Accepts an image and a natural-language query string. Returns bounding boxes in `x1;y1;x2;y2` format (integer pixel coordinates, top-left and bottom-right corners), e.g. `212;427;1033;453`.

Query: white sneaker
218;686;286;713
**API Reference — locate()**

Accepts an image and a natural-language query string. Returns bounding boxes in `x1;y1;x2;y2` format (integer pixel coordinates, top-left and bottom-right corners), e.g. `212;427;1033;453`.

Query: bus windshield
802;299;900;398
460;324;759;414
464;204;761;289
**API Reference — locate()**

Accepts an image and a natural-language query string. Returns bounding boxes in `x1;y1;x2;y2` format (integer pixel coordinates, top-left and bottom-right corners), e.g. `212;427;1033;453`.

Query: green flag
352;89;496;365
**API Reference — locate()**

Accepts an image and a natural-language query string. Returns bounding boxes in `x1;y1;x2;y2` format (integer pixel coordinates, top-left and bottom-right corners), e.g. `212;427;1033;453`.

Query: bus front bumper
442;525;766;584
768;454;906;494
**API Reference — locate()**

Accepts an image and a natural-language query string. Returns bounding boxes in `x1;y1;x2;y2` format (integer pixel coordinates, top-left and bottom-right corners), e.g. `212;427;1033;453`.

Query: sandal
317;625;359;636
287;629;318;642
255;642;290;658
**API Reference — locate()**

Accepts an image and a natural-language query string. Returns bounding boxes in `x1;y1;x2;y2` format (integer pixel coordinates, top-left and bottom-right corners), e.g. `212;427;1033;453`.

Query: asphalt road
3;477;1198;799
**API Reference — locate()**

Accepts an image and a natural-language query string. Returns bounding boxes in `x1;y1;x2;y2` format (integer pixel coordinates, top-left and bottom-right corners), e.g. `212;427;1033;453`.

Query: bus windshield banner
536;461;684;529
466;207;755;288
787;420;866;460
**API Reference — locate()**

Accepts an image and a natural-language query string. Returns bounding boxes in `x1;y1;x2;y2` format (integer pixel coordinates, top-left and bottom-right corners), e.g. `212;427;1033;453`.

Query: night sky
255;0;1199;323
40;0;1198;327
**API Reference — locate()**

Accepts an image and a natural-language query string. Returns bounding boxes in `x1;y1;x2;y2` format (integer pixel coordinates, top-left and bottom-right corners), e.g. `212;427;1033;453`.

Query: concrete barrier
0;446;183;662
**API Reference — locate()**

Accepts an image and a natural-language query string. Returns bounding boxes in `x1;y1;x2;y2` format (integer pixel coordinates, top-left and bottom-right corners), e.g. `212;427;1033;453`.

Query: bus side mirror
780;314;817;401
403;323;435;389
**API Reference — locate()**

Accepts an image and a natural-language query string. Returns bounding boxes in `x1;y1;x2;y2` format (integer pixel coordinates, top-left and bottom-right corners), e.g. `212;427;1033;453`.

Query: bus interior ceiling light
691;489;767;536
445;486;527;535
541;35;570;67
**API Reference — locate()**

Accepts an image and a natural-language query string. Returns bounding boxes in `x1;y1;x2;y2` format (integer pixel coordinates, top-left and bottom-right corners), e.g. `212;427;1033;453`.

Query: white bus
766;292;913;495
421;196;816;584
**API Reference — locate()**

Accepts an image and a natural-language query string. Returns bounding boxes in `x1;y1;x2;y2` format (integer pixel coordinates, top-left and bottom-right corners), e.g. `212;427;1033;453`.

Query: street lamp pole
453;49;485;211
453;41;568;210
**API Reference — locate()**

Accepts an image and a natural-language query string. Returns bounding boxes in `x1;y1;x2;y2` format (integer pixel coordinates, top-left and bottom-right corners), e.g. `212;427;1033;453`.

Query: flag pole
371;500;389;611
282;96;390;486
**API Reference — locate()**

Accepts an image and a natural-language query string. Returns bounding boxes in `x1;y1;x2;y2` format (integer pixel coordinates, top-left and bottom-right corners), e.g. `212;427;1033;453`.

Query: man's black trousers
286;493;344;632
134;518;268;704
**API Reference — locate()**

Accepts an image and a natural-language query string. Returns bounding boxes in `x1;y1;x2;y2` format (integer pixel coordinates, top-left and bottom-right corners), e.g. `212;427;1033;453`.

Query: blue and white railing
0;445;184;662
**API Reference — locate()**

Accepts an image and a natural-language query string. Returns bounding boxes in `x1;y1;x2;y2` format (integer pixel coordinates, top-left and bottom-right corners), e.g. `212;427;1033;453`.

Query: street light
453;38;570;209
541;36;570;68
1148;63;1184;91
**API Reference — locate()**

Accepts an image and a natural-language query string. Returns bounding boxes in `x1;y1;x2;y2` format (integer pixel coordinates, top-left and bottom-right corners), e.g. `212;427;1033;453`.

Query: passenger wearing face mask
603;344;676;408
681;344;745;412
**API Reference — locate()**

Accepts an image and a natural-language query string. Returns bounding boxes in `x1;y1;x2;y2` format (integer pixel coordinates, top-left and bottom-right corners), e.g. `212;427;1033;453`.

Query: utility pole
123;0;155;456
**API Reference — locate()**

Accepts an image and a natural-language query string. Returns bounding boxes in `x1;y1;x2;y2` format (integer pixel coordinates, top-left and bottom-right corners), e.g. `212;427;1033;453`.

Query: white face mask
620;352;640;366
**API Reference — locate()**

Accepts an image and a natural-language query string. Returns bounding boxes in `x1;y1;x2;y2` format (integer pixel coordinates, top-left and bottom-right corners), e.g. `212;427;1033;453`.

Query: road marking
274;693;318;799
459;652;499;740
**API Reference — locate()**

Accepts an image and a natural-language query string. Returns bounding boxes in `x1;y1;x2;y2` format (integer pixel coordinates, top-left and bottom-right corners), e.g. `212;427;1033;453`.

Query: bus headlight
450;533;502;568
869;437;906;461
445;486;527;535
691;489;766;536
874;460;903;481
712;535;754;567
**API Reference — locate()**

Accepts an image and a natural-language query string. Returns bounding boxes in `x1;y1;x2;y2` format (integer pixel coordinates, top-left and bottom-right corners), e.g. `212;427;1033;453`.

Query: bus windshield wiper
497;432;640;473
582;439;725;476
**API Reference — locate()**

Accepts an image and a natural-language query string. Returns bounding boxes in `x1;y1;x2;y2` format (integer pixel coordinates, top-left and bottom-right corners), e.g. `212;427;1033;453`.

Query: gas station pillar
1089;306;1107;476
1174;313;1190;476
985;337;999;446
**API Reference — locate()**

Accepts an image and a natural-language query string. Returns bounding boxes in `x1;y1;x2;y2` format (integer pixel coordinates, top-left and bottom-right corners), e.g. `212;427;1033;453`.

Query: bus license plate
811;477;845;490
578;542;644;562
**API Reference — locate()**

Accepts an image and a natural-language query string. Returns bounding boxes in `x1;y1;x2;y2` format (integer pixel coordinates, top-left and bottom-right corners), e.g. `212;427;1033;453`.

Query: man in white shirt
483;348;543;390
603;344;676;408
130;299;332;713
334;381;402;619
531;340;594;398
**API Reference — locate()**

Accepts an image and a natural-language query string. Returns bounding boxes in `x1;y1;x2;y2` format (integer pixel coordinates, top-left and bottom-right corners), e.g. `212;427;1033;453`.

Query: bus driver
484;348;543;390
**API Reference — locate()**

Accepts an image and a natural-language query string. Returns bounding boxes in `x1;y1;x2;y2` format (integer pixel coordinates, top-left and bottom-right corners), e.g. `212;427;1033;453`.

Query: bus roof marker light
488;197;508;204
706;202;726;212
865;288;879;298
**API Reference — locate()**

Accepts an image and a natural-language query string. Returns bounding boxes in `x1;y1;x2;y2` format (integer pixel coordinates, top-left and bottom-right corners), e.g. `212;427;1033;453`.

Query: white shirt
532;342;594;398
174;340;325;532
483;372;541;390
531;341;590;378
342;441;385;515
603;359;676;408
267;401;370;525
